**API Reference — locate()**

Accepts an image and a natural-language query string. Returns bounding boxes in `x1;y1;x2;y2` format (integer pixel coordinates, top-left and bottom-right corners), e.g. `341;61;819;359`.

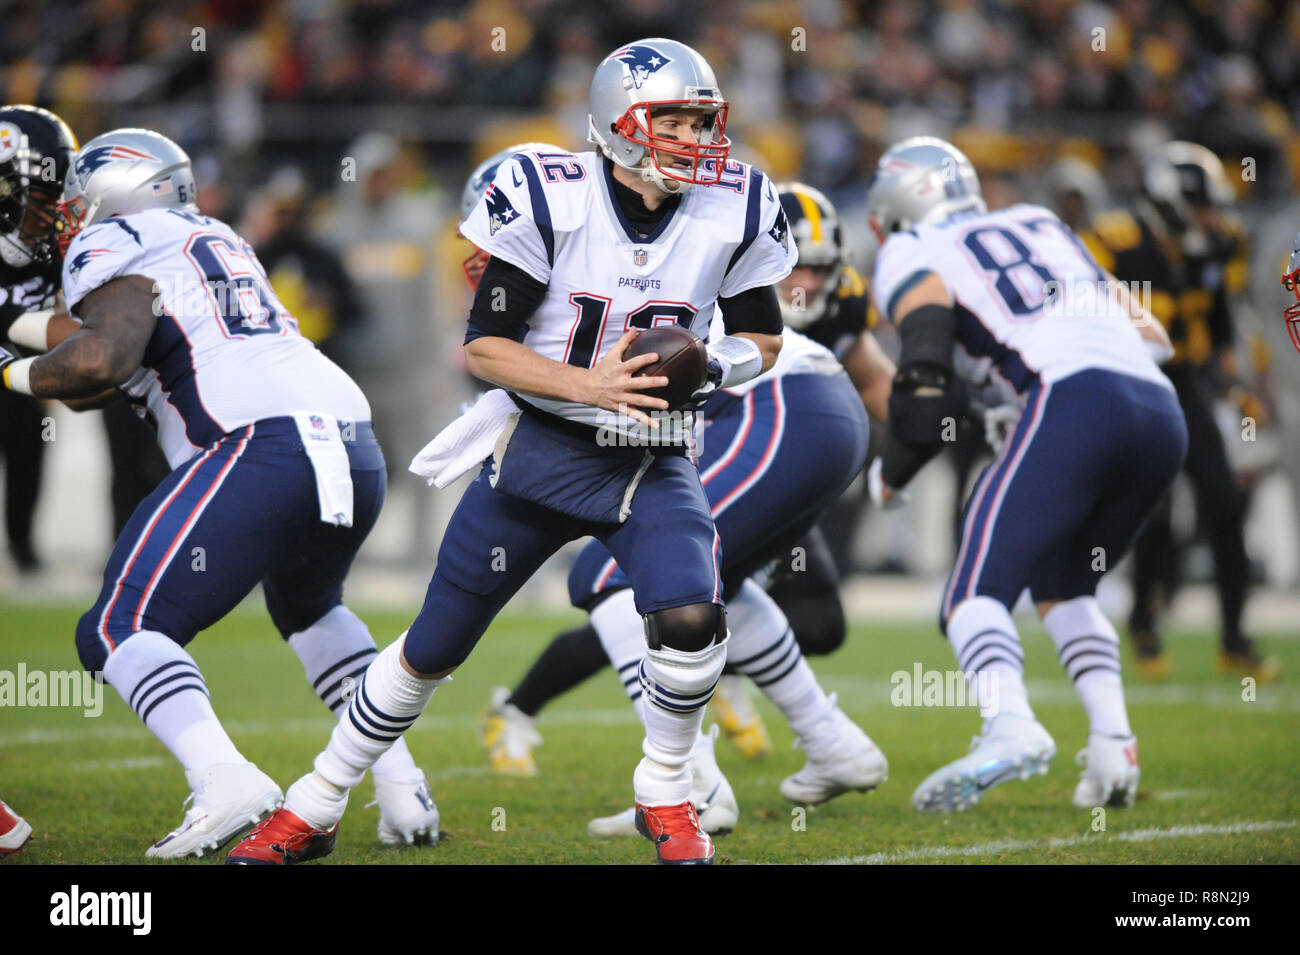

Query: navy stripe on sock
312;649;376;692
139;681;209;725
129;660;202;712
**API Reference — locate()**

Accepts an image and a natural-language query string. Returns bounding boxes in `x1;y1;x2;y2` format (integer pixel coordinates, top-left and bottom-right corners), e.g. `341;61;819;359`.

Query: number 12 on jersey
564;294;698;367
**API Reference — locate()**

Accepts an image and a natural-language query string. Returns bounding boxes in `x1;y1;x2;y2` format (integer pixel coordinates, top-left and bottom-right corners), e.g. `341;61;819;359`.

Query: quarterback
231;38;788;866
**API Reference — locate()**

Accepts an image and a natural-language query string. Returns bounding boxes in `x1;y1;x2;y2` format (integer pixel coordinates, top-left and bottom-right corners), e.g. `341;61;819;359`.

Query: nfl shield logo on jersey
633;248;648;266
310;415;325;430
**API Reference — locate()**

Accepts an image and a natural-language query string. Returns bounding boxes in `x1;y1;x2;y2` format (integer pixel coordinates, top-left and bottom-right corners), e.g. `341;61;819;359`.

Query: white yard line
70;756;168;772
0;707;640;747
807;820;1297;865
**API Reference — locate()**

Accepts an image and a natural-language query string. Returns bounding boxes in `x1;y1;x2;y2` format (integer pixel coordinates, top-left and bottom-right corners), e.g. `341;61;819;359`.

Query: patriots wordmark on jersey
61;208;371;468
459;147;796;435
872;203;1173;405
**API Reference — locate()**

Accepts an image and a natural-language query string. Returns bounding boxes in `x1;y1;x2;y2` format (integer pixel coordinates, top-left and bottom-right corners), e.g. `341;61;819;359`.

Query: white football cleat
481;687;543;776
912;713;1055;812
146;762;282;859
0;798;33;857
1072;734;1139;808
588;727;739;837
780;699;888;805
373;774;441;846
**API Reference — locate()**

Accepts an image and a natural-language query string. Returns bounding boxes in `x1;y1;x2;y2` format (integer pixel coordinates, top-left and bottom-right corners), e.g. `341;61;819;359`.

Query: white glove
982;404;1021;456
867;457;909;510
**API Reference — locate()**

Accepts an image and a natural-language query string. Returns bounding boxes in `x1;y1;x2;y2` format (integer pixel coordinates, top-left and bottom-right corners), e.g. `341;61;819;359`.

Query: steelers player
1080;142;1278;682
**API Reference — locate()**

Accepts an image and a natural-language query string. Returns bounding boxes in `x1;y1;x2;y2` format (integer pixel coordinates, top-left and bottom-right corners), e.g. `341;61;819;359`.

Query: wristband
7;309;54;351
706;335;763;389
2;357;35;395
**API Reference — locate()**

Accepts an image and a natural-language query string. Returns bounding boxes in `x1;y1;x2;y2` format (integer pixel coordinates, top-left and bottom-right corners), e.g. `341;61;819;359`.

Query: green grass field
2;601;1297;864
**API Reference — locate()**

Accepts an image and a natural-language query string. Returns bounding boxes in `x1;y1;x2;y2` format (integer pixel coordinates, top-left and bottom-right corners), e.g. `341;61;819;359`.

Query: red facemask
613;101;731;186
1283;267;1300;356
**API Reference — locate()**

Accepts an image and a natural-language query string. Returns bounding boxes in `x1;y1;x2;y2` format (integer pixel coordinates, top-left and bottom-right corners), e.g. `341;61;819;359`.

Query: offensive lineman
230;38;788;866
865;137;1185;812
0;127;441;857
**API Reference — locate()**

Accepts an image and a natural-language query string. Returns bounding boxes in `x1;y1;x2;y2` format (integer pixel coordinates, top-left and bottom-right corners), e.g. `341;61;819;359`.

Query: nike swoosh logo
512;168;523;187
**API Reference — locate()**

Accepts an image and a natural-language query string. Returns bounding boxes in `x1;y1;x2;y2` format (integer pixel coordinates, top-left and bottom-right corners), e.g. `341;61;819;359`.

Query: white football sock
946;596;1034;721
102;630;245;773
635;637;727;806
725;579;832;740
288;605;424;785
1043;596;1132;737
590;589;648;721
298;634;447;829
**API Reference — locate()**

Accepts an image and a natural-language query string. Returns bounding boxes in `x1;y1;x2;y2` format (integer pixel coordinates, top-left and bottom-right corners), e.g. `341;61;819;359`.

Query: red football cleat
225;807;337;865
635;801;714;865
0;799;33;858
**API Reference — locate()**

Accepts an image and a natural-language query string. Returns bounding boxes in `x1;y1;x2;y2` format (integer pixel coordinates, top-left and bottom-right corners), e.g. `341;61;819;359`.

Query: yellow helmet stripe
795;190;823;244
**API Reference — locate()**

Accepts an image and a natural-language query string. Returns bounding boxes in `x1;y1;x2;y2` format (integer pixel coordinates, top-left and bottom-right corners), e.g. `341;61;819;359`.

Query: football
623;325;709;411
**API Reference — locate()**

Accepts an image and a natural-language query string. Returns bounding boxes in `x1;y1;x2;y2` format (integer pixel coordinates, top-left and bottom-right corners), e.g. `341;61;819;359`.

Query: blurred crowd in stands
1;0;1298;578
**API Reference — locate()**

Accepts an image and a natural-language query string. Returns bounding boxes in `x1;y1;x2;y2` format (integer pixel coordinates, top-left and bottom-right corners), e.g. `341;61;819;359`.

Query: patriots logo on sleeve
609;45;672;89
768;206;790;251
68;247;115;274
485;183;521;237
74;143;161;180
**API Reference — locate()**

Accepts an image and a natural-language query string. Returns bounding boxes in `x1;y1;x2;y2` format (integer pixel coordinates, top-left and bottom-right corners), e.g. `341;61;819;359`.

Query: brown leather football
624;325;709;410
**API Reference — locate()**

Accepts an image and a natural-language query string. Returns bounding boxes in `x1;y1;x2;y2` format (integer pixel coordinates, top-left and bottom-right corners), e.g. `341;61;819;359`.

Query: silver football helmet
776;182;845;329
58;128;197;253
587;37;730;195
460;142;564;220
866;137;985;248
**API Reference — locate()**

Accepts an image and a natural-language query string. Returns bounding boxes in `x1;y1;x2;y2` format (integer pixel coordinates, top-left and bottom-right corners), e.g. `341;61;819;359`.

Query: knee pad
644;602;726;653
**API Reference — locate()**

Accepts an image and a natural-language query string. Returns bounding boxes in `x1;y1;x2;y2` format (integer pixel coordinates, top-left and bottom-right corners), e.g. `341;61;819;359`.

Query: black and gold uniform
1080;160;1274;680
798;263;875;360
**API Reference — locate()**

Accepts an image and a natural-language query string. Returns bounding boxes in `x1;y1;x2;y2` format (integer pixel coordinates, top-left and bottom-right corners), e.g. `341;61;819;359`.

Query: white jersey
459;148;797;432
872;204;1171;404
707;312;841;396
62;209;371;469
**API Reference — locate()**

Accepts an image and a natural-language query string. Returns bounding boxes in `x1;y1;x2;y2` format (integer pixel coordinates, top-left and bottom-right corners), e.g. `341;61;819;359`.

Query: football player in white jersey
0;128;442;858
231;38;788;866
864;137;1186;812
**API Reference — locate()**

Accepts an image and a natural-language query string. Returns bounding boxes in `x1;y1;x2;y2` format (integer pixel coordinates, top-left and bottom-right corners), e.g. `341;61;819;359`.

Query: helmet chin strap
640;161;691;196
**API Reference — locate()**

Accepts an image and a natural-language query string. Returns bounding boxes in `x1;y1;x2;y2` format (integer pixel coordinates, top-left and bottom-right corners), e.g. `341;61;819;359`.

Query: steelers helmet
0;104;78;267
776;182;845;329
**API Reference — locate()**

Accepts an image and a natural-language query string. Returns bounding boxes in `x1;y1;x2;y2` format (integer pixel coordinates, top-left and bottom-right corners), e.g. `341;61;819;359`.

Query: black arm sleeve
464;256;548;345
718;284;784;335
880;303;967;489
